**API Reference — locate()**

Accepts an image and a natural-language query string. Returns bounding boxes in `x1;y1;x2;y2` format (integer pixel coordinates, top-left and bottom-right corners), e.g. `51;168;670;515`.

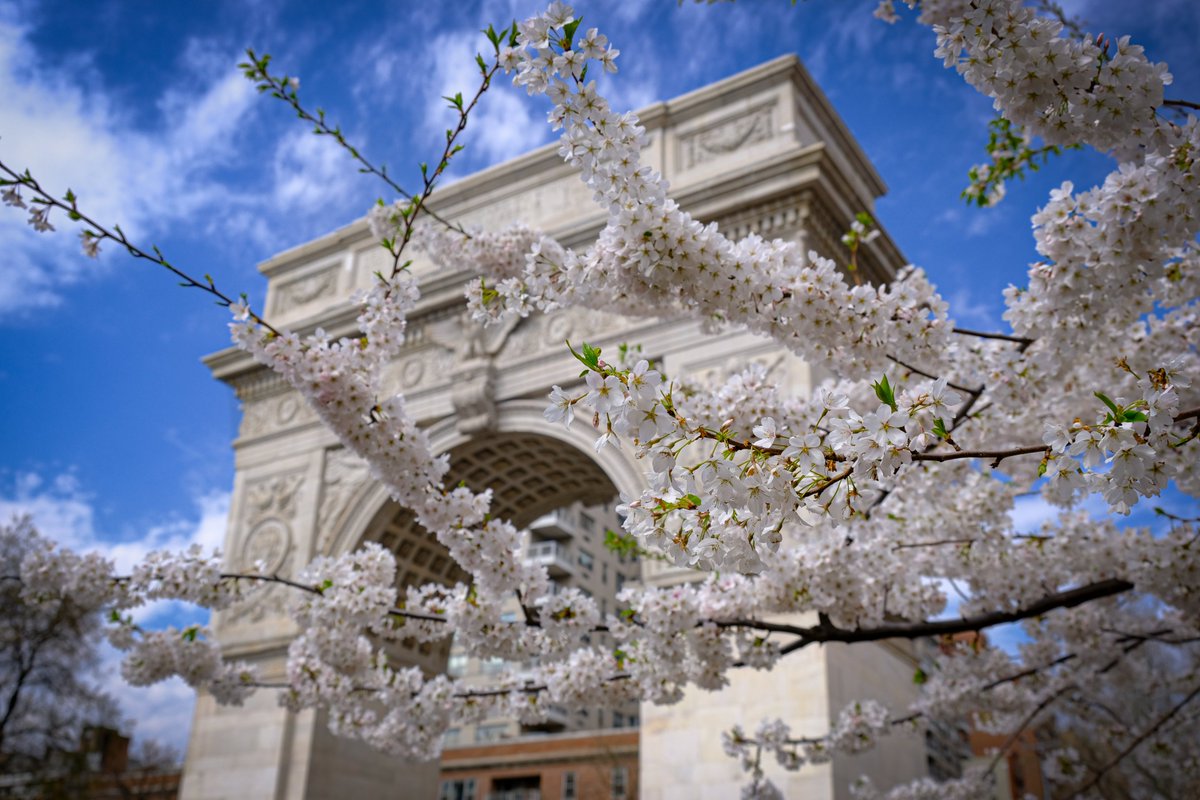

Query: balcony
525;540;574;577
520;703;570;733
527;509;577;540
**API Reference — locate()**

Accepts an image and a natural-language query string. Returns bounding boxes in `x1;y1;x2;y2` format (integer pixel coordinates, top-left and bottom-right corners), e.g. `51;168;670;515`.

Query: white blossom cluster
433;7;952;380
11;2;1200;797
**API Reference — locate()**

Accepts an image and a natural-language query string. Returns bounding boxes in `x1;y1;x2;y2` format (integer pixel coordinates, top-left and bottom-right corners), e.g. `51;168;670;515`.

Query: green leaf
1094;391;1121;417
562;18;582;46
932;417;949;439
567;340;601;371
913;667;927;685
872;375;897;411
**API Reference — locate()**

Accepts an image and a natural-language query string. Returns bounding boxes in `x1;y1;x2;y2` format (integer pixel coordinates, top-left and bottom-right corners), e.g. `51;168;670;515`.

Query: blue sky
1;0;1198;758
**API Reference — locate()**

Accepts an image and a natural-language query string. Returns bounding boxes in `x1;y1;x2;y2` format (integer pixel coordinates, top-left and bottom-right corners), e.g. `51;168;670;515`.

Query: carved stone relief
225;472;304;625
316;447;373;555
498;307;621;362
239;390;319;440
269;266;339;316
680;103;776;170
456;177;592;233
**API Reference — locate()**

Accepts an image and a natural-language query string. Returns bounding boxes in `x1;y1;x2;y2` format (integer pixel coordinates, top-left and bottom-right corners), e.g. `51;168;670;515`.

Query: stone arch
323;399;640;674
325;399;642;560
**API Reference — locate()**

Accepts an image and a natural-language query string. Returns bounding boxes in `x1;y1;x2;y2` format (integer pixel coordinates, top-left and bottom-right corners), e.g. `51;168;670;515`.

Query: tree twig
1066;682;1200;798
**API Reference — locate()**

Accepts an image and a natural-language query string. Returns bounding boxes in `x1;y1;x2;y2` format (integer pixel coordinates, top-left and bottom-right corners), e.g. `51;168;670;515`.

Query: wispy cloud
947;285;999;329
1;470;228;573
422;29;550;169
0;13;260;317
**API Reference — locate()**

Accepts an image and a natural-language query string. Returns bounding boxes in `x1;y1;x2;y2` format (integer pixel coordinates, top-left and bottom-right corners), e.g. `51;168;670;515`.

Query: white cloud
947;285;998;329
423;29;549;168
271;127;359;215
1;470;228;572
0;472;96;543
1009;491;1110;534
0;6;320;317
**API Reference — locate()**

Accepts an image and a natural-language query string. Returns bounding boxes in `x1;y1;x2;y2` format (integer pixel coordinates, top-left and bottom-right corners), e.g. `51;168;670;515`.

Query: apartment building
444;500;642;747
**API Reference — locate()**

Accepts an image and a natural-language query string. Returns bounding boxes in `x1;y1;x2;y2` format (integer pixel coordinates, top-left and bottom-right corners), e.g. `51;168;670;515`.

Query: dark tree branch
729;578;1134;657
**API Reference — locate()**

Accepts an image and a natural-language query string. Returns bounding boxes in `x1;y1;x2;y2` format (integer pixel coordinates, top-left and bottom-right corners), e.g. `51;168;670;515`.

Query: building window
439;779;476;800
612;766;628;799
444;727;461;746
447;653;468;677
578;549;594;571
482;657;506;675
613;711;623;729
563;771;577;800
602;563;608;584
615;573;626;593
580;512;595;532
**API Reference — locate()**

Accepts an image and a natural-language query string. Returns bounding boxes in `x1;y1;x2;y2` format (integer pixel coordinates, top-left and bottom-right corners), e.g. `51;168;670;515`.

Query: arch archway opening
356;431;623;678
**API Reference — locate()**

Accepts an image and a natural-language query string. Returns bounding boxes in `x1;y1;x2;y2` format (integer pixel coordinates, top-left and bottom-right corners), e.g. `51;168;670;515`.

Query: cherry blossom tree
0;517;121;776
3;1;1200;797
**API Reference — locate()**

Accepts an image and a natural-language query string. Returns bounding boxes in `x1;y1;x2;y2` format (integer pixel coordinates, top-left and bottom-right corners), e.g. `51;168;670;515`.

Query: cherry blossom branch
1163;99;1200;112
0;160;281;337
985;682;1075;777
891;537;978;551
885;355;980;397
241;50;471;239
377;53;507;278
730;578;1135;656
910;443;1048;466
950;325;1035;348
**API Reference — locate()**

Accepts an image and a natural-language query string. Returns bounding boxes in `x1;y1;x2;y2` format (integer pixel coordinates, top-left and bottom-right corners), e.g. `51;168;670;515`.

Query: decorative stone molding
269;265;339;316
225;472;304;625
693;351;787;388
245;473;304;524
239;390;318;440
423;312;525;435
498;306;621;363
680;102;776;170
712;195;806;242
316;447;372;555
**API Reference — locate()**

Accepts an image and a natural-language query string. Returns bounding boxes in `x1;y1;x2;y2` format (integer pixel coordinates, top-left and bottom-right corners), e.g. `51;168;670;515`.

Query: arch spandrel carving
222;472;305;631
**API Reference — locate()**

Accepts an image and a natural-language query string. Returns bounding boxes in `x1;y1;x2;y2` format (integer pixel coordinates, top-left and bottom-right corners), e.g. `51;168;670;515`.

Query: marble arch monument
184;55;926;799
